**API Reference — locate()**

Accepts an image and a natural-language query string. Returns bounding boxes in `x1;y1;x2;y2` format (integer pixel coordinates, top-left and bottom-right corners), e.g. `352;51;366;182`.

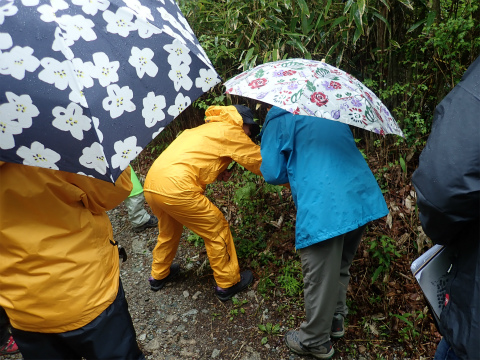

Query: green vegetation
229;297;248;320
258;322;281;345
276;260;303;296
186;231;204;247
368;235;402;283
178;0;478;148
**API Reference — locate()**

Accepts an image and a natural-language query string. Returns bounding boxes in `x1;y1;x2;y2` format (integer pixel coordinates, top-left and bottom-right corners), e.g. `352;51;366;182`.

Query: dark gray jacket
412;56;480;360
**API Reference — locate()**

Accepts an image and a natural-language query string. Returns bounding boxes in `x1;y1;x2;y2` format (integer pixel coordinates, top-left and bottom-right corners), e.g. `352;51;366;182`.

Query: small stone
180;350;196;357
183;290;189;298
182;309;198;317
180;338;196;345
144;339;160;351
166;314;177;323
211;349;221;358
138;333;146;341
132;238;145;255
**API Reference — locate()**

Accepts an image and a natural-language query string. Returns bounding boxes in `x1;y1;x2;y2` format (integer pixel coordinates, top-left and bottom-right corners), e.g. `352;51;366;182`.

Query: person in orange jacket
144;105;262;301
0;163;144;359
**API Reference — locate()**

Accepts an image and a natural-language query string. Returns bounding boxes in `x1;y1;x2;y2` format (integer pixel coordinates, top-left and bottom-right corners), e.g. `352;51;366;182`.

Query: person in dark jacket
411;56;480;360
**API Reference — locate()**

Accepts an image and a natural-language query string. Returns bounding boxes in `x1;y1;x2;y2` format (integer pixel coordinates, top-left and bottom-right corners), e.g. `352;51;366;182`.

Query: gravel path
110;205;292;360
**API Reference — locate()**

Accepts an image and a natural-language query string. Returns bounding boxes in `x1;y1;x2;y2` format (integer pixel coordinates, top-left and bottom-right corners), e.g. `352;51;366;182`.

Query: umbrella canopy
0;0;221;182
224;58;403;137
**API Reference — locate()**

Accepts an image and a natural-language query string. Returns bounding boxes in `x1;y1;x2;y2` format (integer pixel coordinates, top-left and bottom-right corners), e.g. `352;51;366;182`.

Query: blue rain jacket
260;106;388;249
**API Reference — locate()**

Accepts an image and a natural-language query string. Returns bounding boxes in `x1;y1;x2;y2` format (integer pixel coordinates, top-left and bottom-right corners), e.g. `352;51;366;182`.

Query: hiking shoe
284;330;334;359
331;313;345;339
0;335;19;355
149;263;181;291
215;270;253;301
132;215;158;232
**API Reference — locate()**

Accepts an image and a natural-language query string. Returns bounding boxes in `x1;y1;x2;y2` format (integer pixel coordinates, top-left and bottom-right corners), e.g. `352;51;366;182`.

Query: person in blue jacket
260;106;389;359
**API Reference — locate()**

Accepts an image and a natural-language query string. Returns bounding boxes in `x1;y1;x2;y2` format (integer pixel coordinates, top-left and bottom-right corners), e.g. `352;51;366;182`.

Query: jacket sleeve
412;58;480;245
69;167;133;215
224;129;263;177
259;119;289;185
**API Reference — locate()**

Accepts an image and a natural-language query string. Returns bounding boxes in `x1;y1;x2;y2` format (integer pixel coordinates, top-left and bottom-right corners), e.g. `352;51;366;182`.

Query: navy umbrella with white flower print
224;58;403;137
0;0;221;182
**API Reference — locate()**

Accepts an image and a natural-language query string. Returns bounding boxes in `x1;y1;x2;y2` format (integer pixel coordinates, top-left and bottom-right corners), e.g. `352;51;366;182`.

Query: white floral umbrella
0;0;221;182
224;58;403;137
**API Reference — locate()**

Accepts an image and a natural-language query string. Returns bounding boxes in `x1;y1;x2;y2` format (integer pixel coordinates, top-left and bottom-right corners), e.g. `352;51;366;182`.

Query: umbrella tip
321;58;326;63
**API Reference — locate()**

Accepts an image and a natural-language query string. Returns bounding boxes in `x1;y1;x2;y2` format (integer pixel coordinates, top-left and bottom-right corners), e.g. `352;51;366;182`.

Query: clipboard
410;245;455;323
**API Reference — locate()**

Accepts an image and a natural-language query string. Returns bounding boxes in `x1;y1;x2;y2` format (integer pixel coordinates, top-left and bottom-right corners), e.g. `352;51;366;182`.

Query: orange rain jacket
143;105;263;287
0;162;132;333
144;105;262;195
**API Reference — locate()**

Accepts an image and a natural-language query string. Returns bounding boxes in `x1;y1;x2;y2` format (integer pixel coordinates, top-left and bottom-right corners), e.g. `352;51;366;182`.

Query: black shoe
149;263;181;291
215;270;253;301
331;313;345;339
132;215;158;232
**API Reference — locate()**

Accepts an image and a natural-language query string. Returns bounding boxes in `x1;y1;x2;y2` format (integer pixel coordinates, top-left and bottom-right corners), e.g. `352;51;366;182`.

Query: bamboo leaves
180;0;478;145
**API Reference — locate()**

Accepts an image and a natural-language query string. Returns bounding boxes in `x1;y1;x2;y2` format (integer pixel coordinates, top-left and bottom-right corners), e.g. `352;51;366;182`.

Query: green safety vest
129;165;144;197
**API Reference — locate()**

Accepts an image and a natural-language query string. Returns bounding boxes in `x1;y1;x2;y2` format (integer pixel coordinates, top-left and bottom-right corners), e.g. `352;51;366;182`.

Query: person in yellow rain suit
144;105;262;301
0;163;145;360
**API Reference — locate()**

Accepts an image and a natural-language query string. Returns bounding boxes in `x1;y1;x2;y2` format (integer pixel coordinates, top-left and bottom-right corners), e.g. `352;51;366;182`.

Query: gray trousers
124;192;150;227
298;225;366;348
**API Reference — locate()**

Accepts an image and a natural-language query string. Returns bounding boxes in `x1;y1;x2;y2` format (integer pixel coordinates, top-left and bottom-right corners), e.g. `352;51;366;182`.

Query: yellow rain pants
144;105;262;288
144;191;240;287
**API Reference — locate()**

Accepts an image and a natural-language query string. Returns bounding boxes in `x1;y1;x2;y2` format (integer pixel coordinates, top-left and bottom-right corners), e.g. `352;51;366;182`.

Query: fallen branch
344;339;389;342
232;343;245;360
397;272;414;281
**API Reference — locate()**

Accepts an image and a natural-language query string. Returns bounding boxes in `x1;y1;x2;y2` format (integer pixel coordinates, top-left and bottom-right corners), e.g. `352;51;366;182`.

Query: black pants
11;280;144;360
0;307;10;344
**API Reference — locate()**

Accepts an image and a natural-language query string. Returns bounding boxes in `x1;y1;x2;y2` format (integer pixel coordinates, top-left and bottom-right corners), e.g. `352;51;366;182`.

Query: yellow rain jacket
144;105;262;288
0;162;132;333
144;105;262;194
